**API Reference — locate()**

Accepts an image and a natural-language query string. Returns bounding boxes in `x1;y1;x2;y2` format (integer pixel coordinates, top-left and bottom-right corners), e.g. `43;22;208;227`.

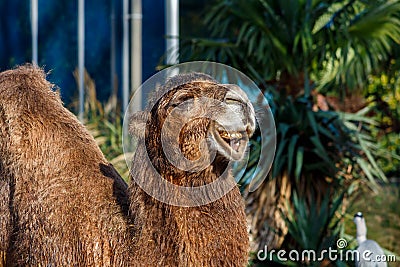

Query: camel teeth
234;132;242;139
220;132;229;138
219;131;243;139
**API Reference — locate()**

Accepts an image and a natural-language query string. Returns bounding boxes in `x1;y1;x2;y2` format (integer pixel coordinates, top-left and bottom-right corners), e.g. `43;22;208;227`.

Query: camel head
130;73;255;183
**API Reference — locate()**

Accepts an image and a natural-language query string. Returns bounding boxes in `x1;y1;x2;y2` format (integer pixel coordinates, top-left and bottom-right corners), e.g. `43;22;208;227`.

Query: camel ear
129;111;150;138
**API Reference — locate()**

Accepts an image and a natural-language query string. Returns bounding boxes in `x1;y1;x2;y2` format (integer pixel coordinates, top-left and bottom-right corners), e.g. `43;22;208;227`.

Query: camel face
146;77;255;173
209;83;256;161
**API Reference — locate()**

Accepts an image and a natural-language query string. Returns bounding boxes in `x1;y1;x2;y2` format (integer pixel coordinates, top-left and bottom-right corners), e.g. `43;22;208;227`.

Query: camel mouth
212;123;250;161
218;129;247;151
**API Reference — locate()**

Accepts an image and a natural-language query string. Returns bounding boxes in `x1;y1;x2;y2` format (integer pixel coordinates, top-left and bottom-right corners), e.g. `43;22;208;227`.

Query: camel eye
169;94;194;109
171;100;193;112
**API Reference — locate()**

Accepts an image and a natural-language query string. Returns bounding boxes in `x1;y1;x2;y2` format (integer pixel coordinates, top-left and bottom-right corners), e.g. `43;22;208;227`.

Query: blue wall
0;0;165;104
142;0;165;81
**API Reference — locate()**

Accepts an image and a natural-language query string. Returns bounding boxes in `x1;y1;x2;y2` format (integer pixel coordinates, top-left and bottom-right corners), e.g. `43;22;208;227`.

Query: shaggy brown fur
129;73;253;266
0;66;252;266
0;65;135;266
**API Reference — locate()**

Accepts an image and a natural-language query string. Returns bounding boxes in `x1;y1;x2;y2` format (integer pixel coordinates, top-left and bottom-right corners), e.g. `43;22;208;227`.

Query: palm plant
180;0;400;262
182;0;400;93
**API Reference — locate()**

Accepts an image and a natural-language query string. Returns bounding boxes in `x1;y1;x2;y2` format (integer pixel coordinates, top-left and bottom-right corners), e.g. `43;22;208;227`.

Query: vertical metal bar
131;0;142;113
110;0;116;95
31;0;38;65
122;0;129;116
78;0;85;121
165;0;179;65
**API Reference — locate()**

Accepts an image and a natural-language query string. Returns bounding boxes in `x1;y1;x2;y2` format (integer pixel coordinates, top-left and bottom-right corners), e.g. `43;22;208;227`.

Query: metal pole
131;0;142;112
111;0;116;95
122;0;129;116
165;0;179;65
78;0;85;121
31;0;38;65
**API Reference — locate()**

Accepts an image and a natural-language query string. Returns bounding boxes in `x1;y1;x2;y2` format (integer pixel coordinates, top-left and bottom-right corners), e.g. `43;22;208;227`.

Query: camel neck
129;185;248;266
128;145;248;265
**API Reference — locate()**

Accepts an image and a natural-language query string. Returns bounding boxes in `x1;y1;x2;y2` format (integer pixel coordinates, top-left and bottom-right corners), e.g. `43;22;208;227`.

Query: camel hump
0;64;48;87
0;64;60;102
0;64;64;118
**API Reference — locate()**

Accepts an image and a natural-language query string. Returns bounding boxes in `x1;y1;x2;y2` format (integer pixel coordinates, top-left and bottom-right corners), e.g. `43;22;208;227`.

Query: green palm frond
241;95;387;190
316;0;400;90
